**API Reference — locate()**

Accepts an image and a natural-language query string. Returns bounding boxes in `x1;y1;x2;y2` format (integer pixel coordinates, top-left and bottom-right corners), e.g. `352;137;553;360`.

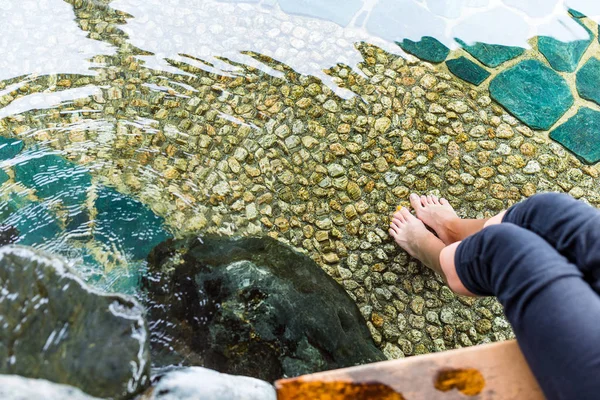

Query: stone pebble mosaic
1;0;600;361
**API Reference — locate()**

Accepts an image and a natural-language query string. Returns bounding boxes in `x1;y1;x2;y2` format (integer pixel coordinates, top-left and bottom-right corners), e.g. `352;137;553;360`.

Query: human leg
443;223;600;400
411;191;600;292
500;192;600;293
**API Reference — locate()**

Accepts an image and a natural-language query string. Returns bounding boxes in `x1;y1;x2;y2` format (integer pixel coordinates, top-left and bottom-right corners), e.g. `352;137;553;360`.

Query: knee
479;223;526;249
523;192;572;209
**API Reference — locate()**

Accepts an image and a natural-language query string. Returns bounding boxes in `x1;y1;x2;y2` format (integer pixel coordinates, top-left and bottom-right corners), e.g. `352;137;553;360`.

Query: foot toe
390;218;403;229
431;195;440;204
440;197;449;205
409;193;422;209
400;207;416;221
420;195;427;206
392;211;405;223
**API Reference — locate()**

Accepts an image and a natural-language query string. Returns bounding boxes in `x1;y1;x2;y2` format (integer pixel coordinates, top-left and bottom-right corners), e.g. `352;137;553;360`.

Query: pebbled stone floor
0;0;599;361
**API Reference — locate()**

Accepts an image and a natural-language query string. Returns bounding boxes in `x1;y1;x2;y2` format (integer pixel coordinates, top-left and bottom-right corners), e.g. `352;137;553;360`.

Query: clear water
2;0;600;359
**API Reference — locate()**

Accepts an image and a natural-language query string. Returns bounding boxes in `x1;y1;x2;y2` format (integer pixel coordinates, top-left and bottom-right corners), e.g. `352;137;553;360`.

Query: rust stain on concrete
434;368;485;396
276;379;407;400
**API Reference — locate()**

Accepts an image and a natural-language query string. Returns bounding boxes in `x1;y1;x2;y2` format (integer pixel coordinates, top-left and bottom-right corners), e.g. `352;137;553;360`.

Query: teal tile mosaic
14;154;91;206
569;9;586;18
550;107;600;164
455;39;525;68
94;186;171;260
538;21;592;72
489;59;574;130
0;137;24;161
398;36;450;63
446;56;490;85
576;57;600;105
7;202;62;246
0;169;9;186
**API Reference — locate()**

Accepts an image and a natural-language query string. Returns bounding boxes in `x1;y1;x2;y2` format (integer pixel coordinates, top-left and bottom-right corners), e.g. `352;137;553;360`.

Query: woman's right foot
409;193;459;245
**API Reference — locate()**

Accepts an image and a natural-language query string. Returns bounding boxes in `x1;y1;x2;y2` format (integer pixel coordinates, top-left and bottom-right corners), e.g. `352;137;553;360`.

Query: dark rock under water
0;245;151;399
143;235;385;382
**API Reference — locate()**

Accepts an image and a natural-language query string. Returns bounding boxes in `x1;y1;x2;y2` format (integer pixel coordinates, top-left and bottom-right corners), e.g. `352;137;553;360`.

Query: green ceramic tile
550;108;600;164
446;56;491;85
576;57;600;106
14;154;91;206
489;60;573;130
398;36;450;63
94;186;171;260
455;39;525;68
538;19;591;72
0;137;24;160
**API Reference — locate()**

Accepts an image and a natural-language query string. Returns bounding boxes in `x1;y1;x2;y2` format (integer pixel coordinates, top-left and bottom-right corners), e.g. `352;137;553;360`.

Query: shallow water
2;0;600;359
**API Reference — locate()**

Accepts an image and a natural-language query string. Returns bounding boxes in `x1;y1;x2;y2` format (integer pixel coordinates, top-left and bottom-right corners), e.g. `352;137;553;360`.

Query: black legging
455;193;600;400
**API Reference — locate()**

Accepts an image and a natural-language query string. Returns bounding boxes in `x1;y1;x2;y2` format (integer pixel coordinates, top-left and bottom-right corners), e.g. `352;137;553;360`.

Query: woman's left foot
389;207;444;265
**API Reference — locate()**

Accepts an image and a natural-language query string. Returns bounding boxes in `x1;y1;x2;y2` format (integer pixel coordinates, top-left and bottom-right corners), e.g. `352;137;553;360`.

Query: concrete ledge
275;340;543;399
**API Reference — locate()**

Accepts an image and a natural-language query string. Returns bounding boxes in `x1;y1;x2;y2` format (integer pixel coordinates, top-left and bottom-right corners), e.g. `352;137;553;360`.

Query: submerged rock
141;367;276;400
0;375;101;400
143;236;385;382
0;246;151;399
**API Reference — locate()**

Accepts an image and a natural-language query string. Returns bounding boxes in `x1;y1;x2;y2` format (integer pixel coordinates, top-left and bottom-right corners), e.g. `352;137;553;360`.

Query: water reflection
0;0;599;358
0;0;114;80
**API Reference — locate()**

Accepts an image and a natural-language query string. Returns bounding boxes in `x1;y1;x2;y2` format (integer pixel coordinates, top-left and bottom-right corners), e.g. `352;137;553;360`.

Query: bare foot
409;193;459;245
389;207;445;275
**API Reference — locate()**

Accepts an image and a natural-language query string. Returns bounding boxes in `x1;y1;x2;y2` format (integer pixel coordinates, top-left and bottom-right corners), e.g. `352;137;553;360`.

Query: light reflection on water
0;0;599;295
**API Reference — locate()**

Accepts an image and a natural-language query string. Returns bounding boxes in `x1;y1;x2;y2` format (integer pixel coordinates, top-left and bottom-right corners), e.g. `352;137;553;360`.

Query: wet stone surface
2;0;600;366
446;56;490;86
143;235;385;381
576;57;600;106
398;37;450;63
0;376;102;400
537;21;592;72
455;39;525;68
94;186;171;260
489;60;574;130
0;246;151;399
550;108;600;164
141;367;277;400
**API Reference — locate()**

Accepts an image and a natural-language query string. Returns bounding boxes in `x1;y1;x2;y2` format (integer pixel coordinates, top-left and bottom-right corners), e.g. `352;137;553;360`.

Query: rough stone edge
0;375;102;400
0;245;151;397
141;367;277;400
